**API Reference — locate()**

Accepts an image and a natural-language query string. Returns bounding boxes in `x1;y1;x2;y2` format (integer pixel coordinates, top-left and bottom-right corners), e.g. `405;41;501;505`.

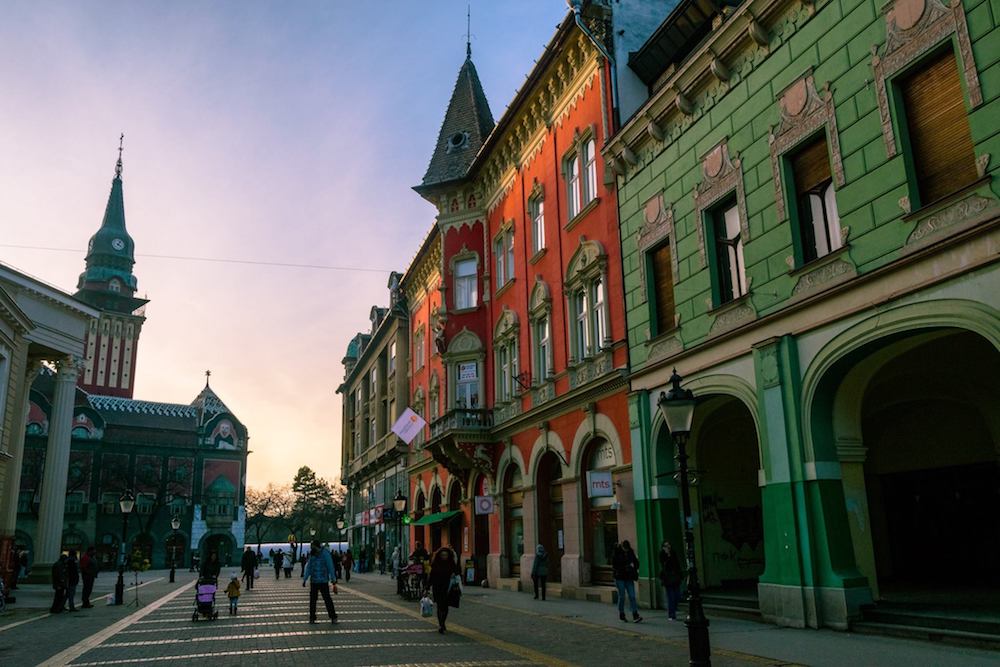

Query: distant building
11;147;249;572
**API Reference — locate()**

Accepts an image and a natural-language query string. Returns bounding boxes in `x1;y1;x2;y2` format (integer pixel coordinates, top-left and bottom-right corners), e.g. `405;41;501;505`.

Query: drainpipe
567;0;620;131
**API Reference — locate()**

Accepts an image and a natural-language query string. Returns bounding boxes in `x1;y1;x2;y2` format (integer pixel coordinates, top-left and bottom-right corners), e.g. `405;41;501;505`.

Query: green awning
411;509;462;526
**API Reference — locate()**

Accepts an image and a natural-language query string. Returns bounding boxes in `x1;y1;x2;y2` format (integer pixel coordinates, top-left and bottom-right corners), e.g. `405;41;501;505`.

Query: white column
34;357;78;566
0;352;37;538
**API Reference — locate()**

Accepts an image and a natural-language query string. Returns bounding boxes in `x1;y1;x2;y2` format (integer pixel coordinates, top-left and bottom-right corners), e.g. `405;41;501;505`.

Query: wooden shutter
650;243;675;334
792;134;832;195
900;48;978;205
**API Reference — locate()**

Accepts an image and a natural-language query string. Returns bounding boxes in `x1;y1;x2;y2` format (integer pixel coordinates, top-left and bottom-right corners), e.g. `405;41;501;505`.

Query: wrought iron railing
429;408;493;438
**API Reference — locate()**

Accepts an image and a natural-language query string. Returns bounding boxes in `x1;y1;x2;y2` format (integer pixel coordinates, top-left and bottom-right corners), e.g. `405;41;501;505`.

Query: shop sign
474;495;494;515
361;511;370;526
586;470;614;497
459;362;477;381
374;504;384;524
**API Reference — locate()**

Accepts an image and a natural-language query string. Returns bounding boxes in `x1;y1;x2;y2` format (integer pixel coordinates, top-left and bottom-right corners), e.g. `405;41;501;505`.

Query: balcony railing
429;408;493;439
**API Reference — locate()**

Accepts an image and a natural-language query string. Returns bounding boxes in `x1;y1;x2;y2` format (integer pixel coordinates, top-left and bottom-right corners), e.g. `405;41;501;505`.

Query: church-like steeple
76;135;147;314
415;51;495;192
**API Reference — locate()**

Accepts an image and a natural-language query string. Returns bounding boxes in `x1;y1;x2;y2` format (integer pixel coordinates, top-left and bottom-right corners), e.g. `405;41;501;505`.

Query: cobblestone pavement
5;570;999;666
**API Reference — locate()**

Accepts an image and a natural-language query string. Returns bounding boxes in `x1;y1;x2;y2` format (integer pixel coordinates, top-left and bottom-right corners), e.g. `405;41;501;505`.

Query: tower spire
466;3;471;59
115;133;124;179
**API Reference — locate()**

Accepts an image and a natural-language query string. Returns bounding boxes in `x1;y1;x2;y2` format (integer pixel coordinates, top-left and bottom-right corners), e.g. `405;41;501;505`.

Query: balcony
429;408;493;439
348;433;407;480
425;409;496;479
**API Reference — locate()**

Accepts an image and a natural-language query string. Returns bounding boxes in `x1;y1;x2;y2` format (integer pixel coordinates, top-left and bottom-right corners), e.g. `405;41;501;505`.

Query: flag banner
392;407;427;444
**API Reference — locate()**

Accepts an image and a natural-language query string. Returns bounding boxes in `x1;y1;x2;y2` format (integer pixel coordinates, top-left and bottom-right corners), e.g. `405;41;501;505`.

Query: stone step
851;621;1000;650
859;607;1000;637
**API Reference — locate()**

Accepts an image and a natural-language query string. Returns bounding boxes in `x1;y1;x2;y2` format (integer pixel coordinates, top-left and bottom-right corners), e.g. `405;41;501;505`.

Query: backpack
51;559;67;588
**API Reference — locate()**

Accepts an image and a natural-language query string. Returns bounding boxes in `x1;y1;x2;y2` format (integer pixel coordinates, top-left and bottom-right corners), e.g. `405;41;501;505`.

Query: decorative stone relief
707;300;756;337
756;344;781;389
531;381;555;408
905;193;999;246
790;258;858;300
872;0;982;157
446;327;483;355
694;140;750;269
636;192;680;304
645;334;682;365
768;73;846;220
569;350;613;390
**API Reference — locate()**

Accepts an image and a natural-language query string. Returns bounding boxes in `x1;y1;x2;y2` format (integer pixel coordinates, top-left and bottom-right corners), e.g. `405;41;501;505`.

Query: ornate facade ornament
708;300;756;336
768;72;846;220
905;193;999;246
872;0;982;157
445;327;483;356
790;258;858;301
636;192;680;304
645;334;682;365
694;139;750;267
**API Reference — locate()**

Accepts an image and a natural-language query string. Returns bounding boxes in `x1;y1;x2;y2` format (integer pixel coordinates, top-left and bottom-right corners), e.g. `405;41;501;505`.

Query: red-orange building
404;16;634;596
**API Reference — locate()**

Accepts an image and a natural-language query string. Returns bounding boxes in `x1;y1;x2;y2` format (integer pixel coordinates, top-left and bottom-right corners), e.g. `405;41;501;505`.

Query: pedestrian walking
302;541;338;624
659;540;683;620
299;551;307;577
428;546;460;634
531;544;549;601
240;546;255;590
377;547;386;575
332;550;343;581
273;549;284;580
283;551;294;579
18;549;30;582
201;551;222;580
359;546;368;573
612;541;643;623
80;546;99;608
49;554;68;613
342;550;353;582
392;546;403;594
225;575;241;615
64;549;80;612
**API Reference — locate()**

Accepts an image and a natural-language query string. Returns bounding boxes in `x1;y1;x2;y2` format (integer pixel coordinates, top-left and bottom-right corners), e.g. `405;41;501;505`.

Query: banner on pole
391;408;427;445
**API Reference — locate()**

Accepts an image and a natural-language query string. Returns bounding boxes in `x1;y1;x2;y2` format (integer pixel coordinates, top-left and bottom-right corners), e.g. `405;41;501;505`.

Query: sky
0;1;568;489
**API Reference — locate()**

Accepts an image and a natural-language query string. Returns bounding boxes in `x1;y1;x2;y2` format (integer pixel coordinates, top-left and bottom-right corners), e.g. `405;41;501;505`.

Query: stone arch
529;277;552;312
494;307;519;337
446;327;483;355
493;442;527;495
568;411;625;478
527;429;569;481
565;237;608;281
801;298;1000;463
444;474;464;504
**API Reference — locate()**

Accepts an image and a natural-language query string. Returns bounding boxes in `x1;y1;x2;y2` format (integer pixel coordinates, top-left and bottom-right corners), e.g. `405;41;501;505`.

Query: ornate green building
606;0;999;630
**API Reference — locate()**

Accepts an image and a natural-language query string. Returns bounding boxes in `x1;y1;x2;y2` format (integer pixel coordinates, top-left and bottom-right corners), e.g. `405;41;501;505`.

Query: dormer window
108;279;121;293
446;131;469;153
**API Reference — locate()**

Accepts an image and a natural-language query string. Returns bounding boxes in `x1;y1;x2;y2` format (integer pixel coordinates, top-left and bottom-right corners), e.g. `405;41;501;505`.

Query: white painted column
0;351;36;538
34;357;78;566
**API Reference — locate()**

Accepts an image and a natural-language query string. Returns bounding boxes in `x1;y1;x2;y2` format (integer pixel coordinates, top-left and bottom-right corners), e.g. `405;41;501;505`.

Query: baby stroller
192;576;219;621
400;563;426;601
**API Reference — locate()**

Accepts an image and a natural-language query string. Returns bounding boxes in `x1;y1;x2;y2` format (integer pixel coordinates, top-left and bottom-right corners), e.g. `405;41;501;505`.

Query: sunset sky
0;1;567;489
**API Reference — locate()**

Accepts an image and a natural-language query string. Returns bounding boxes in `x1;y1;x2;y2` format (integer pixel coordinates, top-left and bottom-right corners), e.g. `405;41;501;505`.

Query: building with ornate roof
10;146;249;572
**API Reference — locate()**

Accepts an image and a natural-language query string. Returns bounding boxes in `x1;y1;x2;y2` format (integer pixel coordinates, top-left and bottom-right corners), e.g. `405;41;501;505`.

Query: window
530;197;545;253
136;493;155;515
17;490;33;513
708;198;747;306
566;137;598;221
573;290;589;359
370;367;377;397
494;229;515;289
65;491;85;515
790;134;841;264
649;242;676;335
535;316;550;381
454;258;478;309
495;339;518;402
388;341;397;375
591;277;607;350
369;417;376;447
455;361;479;408
102;493;119;514
897;48;978;207
108;279;121;293
414;330;425;369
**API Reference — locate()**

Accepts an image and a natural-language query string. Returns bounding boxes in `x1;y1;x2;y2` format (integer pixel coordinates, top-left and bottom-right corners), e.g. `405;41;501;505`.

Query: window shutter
651;243;675;334
792;134;832;195
900;49;978;205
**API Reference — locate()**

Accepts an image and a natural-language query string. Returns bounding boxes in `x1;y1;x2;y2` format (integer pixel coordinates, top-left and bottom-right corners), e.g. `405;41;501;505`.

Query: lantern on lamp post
657;369;710;666
169;515;181;583
114;490;135;605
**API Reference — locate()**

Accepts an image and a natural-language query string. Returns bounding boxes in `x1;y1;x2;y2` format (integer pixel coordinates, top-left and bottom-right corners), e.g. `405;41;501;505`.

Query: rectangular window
567;152;581;219
497;346;511;402
369;417;376;447
65;491;85;515
369;367;377;397
709;199;747;306
102;493;118;514
898;48;978;206
574;290;589;359
650;242;676;335
592;278;607;349
414;331;425;369
430;391;439;420
494;238;505;286
388;341;396;374
456;361;479;408
506;231;515;284
535;316;550;381
136;493;155;515
495;230;515;289
454;258;478;309
530;198;545;253
791;135;842;264
583;138;598;205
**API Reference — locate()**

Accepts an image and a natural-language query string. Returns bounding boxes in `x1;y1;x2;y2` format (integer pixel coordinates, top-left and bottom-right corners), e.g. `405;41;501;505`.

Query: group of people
49;547;100;613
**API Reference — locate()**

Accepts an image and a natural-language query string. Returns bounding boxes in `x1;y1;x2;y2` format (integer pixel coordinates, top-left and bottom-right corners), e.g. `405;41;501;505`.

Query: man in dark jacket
240;547;256;590
50;554;68;613
273;550;284;579
611;540;642;623
80;546;99;608
64;550;80;611
303;541;338;624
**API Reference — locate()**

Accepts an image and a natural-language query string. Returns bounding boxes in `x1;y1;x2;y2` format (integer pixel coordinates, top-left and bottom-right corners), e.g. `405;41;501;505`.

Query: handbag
448;574;462;608
420;595;434;617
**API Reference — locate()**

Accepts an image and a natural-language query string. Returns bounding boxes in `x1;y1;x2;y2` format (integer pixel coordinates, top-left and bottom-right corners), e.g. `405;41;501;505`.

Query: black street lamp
657;369;710;667
393;490;407;594
169;515;181;583
336;518;345;543
114;490;135;606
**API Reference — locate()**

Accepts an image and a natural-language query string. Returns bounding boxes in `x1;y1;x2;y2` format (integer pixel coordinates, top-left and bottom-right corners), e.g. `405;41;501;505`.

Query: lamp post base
169;566;175;583
113;567;125;605
685;602;712;666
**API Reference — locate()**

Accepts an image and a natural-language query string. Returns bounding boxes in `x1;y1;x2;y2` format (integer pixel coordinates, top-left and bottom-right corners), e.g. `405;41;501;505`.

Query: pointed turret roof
75;137;147;314
417;56;495;190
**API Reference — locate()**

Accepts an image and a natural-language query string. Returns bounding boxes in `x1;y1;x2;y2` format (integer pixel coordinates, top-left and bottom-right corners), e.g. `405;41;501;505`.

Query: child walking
225;575;241;615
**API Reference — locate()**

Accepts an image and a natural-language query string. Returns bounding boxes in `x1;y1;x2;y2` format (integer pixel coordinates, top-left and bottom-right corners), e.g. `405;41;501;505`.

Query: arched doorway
165;533;186;570
851;330;1000;598
583;438;618;585
430;487;443;552
202;533;234;567
448;482;463;555
471;475;490;582
413;491;426;551
536;451;564;582
691;395;764;593
62;529;87;556
503;467;524;577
